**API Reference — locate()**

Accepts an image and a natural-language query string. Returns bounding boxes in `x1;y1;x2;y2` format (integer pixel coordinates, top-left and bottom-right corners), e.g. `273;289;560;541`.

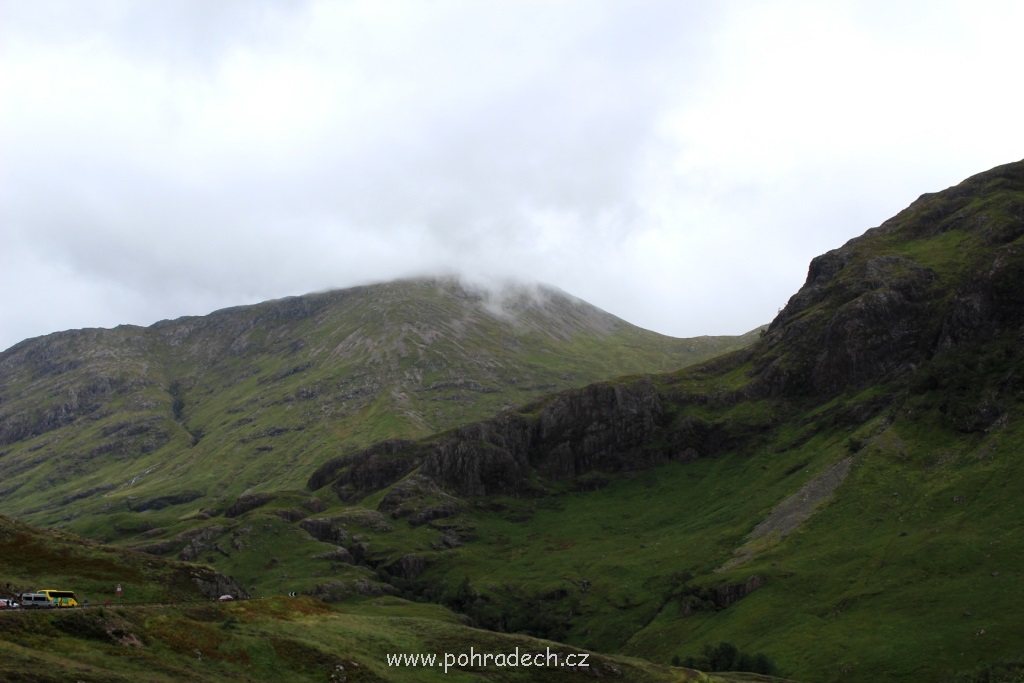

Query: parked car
217;594;234;602
0;598;19;609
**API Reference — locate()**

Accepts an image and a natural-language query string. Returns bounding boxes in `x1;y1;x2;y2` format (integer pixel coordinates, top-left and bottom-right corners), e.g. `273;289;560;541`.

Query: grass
0;596;780;682
2;513;779;681
616;414;1024;682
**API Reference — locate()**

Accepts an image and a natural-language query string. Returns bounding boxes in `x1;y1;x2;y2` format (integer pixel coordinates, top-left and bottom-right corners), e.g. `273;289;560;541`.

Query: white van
19;593;55;609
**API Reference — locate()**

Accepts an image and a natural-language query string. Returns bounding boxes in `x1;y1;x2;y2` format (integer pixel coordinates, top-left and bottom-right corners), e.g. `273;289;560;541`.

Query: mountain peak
0;278;755;528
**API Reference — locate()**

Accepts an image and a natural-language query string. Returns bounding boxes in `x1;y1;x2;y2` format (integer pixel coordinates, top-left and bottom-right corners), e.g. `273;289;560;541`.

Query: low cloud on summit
2;0;1023;351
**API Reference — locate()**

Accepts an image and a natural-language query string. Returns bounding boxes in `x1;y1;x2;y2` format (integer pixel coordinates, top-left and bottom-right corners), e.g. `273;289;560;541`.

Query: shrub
678;641;778;676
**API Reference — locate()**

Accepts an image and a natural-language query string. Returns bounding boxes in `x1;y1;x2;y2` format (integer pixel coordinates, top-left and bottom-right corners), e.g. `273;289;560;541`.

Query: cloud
1;0;1023;351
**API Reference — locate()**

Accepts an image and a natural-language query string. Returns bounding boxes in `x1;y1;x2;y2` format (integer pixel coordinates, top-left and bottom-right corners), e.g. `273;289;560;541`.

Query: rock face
378;475;463;525
224;493;275;518
384;554;429;580
752;160;1024;403
751;249;938;398
299;517;350;545
177;525;227;562
188;566;247;600
713;575;765;609
308;439;421;500
309;377;691;502
677;575;766;617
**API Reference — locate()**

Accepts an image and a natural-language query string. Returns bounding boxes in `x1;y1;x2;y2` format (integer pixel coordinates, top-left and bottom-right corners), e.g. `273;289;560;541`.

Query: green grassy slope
0;515;792;682
0;596;790;682
0;278;757;537
399;408;1024;682
0;514;238;606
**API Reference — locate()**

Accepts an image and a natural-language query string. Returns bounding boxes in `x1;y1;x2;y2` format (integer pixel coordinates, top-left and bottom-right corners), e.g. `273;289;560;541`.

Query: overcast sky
2;0;1023;352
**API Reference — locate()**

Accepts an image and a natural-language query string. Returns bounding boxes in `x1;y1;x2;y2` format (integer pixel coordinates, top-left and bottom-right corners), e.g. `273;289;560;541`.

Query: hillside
0;513;239;606
0;277;756;534
284;159;1024;682
0;514;786;683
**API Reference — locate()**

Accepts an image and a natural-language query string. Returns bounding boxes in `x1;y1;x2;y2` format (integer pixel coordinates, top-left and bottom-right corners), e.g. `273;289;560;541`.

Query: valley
3;159;1024;681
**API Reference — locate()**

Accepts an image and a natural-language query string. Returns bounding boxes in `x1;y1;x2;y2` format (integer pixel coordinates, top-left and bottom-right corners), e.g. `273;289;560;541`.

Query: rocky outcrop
225;492;275;518
187;566;246;600
272;508;307;522
431;529;464;550
523;378;669;480
307;439;421;501
384;554;429;580
309;377;681;501
135;538;177;555
328;508;392;532
313;546;355;564
377;475;463;525
751;160;1024;401
937;241;1024;348
752;251;939;398
131;490;203;512
299;517;350;544
713;575;765;609
0;368;122;446
678;575;765;616
177;525;227;562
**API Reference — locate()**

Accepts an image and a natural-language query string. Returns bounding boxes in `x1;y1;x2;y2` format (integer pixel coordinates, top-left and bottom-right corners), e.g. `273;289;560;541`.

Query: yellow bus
36;590;79;608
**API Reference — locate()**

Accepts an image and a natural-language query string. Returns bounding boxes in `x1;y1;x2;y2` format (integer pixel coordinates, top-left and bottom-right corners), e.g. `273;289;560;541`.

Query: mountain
5;158;1024;683
0;275;765;683
291;160;1024;682
0;277;756;533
